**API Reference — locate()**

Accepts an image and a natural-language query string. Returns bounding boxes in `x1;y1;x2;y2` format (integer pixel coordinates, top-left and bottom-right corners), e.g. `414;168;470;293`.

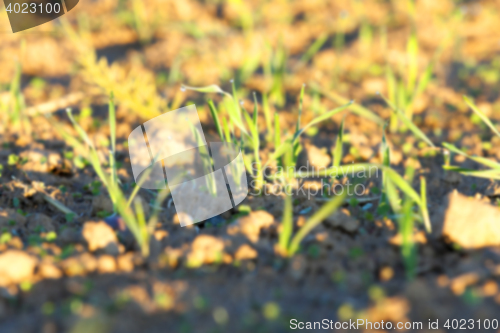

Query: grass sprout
50;94;169;257
378;92;435;148
287;191;347;256
442;96;500;180
277;144;348;256
183;83;354;192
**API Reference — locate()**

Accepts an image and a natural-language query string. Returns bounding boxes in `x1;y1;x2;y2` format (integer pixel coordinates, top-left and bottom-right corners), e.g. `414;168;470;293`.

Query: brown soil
2;1;500;332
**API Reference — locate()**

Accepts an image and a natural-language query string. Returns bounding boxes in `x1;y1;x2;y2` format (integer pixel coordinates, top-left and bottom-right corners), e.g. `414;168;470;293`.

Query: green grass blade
252;92;258;128
223;98;249;137
181;84;232;98
42;193;77;215
231;79;242;123
66;108;94;148
385;177;401;214
379;127;391;209
109;93;117;190
414;61;433;100
406;30;418;93
293;101;353;142
125;163;157;208
263;93;272;140
464;95;500;138
382;165;431;231
295;84;305;134
109;92;116;154
222;117;231;142
65;109;109;187
401;191;417;280
378;92;435;147
264;140;292;168
288;190;347;256
278;193;293;253
208;100;224;141
147;186;172;231
300;33;328;64
274;113;281;149
442;166;500;180
442;142;500;169
310;83;384;125
382;166;421;204
420;176;431;232
133;197;149;257
333;116;345;168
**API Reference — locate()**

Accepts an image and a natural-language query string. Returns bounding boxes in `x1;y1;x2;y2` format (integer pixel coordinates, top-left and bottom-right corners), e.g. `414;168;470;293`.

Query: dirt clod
325;208;359;233
234;244;258;261
442;192;500;249
0;250;37;286
82;221;119;252
187;235;225;265
227;211;274;243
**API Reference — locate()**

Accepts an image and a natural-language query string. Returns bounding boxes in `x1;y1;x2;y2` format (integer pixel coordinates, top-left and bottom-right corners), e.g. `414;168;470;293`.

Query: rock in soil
226;211;274;243
19;149;63;173
303;144;332;169
234;244;258;260
60;253;97;276
38;262;63;279
0;250;37;286
325;208;359;233
97;255;117;273
27;213;56;232
442;192;500;249
187;235;225;265
82;221;119;252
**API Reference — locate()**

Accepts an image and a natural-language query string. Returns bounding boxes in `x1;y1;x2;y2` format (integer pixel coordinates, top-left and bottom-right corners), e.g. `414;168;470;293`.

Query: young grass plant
442;96;500;180
387;166;418;280
1;61;28;134
384;30;438;133
286;191;348;256
294;162;431;233
377;92;435;148
50;94;169;257
182;83;354;194
277;145;349;256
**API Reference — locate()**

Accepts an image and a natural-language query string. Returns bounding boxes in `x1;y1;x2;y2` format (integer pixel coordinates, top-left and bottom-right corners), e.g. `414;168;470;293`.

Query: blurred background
2;1;500;332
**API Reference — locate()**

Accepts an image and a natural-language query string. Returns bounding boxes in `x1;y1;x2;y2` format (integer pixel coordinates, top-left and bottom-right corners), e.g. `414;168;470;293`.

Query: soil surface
2;1;500;332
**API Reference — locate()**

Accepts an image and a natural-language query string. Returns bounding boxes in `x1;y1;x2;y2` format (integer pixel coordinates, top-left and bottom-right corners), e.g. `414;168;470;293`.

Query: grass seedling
384;30;437;132
1;60;28;134
51;94;170;257
442;96;500;180
277;146;349;256
296;33;329;69
308;82;384;126
332;116;345;168
264;40;287;107
396;169;418;280
377;92;435;148
61;18;165;119
287;191;347;256
182;83;353;194
294;162;431;233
